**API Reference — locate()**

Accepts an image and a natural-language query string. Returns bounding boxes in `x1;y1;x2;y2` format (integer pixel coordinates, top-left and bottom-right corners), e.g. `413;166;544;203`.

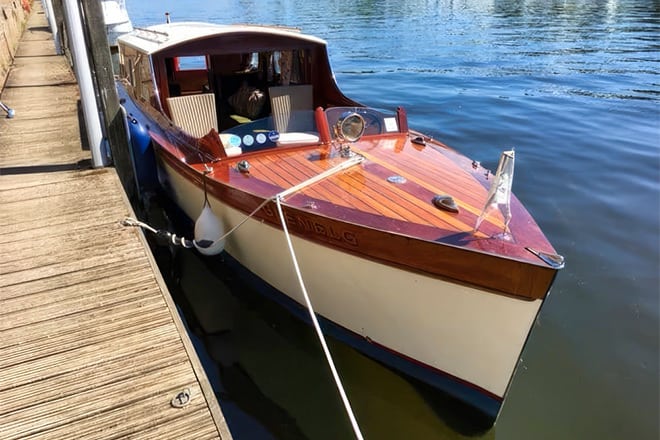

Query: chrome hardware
526;247;565;269
432;194;459;213
237;160;250;173
387;175;407;184
171;388;191;408
334;112;365;158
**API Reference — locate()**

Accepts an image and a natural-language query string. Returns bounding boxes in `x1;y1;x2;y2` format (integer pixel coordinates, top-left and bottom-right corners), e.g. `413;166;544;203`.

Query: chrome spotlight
335;112;365;157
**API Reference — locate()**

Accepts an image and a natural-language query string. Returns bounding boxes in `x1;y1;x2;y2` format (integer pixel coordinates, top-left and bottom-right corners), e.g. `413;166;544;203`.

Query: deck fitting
171;388;192;408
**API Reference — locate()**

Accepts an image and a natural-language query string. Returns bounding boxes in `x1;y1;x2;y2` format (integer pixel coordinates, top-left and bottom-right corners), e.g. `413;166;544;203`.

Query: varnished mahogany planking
152;132;557;299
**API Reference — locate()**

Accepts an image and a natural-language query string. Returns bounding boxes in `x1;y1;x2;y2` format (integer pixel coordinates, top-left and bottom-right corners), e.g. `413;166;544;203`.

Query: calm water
125;1;659;439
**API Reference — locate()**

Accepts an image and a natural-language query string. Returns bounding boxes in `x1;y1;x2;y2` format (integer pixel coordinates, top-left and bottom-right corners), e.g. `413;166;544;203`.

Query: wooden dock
0;4;232;440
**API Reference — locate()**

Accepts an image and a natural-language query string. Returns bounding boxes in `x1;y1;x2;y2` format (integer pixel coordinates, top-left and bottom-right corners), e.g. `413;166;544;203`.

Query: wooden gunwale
161;135;550;264
152;134;557;299
228;137;539;244
218;135;507;235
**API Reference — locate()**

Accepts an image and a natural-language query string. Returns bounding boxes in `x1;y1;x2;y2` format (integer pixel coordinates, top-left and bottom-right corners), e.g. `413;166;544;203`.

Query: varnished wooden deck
0;4;231;439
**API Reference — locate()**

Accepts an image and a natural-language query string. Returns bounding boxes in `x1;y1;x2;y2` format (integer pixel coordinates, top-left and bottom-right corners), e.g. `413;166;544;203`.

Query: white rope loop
196;154;366;438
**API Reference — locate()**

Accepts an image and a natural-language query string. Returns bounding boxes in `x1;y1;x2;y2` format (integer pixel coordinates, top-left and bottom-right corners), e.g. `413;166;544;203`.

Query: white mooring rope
274;195;364;440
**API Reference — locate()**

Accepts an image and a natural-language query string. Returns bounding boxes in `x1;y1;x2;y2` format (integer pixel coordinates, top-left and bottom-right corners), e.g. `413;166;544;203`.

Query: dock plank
0;3;231;439
0;343;188;415
0;257;151;298
0;325;182;395
1;363;203;439
0;268;156;318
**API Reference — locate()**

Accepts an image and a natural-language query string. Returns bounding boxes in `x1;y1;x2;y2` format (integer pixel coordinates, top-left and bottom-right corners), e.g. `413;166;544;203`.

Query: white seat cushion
276;132;320;147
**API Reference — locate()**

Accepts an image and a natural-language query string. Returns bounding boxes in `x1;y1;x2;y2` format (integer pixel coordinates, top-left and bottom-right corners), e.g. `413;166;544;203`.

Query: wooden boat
116;21;563;420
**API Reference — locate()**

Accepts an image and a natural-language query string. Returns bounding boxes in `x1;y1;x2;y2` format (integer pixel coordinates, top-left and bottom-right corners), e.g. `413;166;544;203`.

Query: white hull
160;159;542;399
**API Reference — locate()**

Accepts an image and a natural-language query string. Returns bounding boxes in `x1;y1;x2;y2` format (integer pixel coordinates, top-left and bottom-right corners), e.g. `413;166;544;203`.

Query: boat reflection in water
156;238;498;438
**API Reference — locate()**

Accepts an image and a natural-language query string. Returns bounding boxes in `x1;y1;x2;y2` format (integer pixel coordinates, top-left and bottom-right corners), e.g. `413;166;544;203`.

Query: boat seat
166;93;218;138
269;84;319;146
269;85;314;132
276;132;320;147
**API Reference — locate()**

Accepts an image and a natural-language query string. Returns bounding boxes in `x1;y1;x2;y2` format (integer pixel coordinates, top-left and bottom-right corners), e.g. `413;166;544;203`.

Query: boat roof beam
154;34;323;59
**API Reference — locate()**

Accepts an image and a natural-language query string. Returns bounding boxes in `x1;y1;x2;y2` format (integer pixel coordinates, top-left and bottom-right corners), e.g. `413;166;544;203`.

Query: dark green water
126;1;659;439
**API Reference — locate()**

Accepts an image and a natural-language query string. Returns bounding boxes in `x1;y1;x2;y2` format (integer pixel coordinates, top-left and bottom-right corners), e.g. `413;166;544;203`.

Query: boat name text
262;206;358;246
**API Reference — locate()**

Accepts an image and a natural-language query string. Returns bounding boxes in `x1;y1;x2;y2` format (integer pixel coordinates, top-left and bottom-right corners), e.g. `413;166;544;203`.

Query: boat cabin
116;22;400;156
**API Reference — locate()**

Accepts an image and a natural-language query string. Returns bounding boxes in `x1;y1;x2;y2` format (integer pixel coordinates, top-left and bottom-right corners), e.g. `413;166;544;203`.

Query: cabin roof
117;21;327;55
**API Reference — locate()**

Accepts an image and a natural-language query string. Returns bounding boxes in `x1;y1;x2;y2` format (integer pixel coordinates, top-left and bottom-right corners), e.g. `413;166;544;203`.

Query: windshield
219;106;400;154
325;107;399;138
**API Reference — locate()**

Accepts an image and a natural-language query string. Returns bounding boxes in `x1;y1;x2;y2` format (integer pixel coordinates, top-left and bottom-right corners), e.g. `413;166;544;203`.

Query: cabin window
246;52;259;72
119;46;139;88
166;55;210;96
249;50;307;85
120;46;158;106
174;55;208;71
211;50;309;85
119;45;157;105
283;50;307;85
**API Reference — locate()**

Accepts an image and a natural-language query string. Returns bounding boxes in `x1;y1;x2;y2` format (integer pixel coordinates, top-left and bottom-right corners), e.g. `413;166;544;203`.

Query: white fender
194;200;225;255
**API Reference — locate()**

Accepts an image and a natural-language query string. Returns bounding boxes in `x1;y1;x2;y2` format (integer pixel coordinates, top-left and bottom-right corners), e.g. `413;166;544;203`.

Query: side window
175;55;208;71
167;55;210;96
275;49;308;85
120;47;157;107
119;46;137;88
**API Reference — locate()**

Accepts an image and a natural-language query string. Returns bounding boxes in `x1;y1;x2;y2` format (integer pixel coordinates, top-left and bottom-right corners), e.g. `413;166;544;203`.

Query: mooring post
80;0;136;200
62;0;109;167
41;0;62;54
